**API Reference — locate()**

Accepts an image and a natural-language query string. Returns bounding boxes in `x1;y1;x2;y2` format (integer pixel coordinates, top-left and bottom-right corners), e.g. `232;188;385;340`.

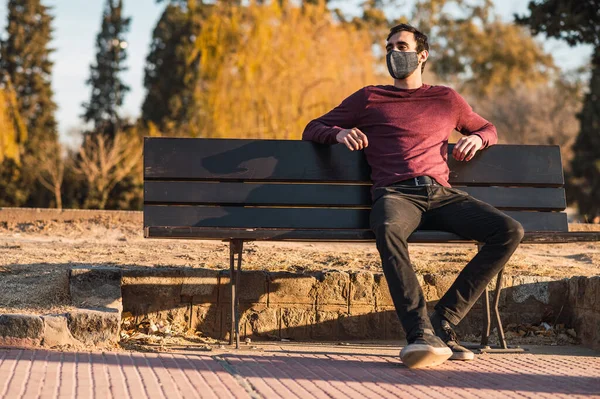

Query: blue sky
0;0;593;144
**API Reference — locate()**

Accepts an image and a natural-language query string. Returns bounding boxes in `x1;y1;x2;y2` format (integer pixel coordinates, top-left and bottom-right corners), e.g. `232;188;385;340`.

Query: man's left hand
453;135;483;162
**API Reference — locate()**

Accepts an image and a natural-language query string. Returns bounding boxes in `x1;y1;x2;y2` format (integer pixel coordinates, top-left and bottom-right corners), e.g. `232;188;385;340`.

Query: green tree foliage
517;0;600;220
0;0;57;153
141;2;202;135
570;56;600;221
82;0;131;137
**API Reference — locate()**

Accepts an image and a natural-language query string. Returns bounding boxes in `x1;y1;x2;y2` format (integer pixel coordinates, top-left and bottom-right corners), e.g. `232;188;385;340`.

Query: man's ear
419;50;429;64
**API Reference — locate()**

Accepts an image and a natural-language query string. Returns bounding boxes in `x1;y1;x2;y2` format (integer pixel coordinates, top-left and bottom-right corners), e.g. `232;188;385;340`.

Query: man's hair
387;24;429;73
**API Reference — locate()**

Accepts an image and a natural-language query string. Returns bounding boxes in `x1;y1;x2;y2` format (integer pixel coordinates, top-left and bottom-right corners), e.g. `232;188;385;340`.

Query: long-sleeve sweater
302;84;497;195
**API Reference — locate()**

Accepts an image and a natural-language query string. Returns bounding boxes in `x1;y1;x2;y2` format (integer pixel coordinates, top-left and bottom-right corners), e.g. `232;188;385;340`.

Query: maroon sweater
302;84;497;194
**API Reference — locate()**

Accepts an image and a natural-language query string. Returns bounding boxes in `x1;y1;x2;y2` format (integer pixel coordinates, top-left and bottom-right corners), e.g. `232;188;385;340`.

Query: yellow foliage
0;83;27;164
193;1;378;139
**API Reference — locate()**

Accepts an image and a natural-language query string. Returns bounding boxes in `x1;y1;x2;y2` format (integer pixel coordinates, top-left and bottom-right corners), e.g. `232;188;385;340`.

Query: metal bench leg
492;269;508;349
476;243;525;354
229;239;244;349
478;244;492;348
481;285;491;348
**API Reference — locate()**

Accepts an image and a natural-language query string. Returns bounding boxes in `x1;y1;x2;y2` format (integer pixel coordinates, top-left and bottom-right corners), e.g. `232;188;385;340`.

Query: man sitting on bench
302;24;524;369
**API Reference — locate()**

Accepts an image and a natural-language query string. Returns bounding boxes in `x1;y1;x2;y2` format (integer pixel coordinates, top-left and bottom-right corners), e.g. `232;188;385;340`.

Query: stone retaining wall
122;268;600;348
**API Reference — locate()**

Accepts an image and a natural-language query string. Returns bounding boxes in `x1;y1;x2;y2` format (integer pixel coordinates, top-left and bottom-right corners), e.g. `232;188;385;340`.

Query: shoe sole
449;351;475;361
400;344;452;369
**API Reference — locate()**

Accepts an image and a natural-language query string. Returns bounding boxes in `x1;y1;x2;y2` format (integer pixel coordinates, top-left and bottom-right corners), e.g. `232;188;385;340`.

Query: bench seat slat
145;227;597;243
144;138;564;186
144;182;566;211
144;205;568;232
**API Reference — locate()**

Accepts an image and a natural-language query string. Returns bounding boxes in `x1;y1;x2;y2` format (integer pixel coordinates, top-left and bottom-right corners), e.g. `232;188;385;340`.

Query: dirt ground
1;216;599;316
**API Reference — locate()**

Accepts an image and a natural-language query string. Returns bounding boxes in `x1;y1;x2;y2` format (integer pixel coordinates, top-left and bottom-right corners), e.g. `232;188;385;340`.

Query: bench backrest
144;138;567;241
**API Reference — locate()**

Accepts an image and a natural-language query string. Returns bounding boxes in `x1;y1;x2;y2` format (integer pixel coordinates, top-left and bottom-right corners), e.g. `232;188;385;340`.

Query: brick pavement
0;344;599;398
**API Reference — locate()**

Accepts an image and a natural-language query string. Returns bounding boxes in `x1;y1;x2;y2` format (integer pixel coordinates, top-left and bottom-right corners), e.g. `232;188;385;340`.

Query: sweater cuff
328;126;344;144
473;132;489;148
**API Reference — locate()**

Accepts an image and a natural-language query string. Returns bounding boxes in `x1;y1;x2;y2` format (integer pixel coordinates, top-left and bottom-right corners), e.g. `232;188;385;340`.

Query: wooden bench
143;137;600;349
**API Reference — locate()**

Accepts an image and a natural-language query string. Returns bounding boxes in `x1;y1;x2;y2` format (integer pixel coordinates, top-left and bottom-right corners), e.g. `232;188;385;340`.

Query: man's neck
394;72;423;90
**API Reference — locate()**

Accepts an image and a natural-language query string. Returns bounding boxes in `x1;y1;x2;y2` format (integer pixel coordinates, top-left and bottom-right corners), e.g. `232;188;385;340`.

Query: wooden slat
144;182;566;211
146;227;597;243
144;138;564;186
144;206;568;232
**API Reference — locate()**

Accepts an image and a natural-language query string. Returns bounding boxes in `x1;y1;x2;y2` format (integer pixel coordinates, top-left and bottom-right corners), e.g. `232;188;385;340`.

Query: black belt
391;176;440;186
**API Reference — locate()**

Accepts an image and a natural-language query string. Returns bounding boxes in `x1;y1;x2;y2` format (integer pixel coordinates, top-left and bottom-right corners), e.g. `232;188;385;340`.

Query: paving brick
1;346;600;398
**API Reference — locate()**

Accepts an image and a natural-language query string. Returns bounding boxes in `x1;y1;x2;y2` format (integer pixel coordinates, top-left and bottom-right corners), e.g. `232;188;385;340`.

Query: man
302;24;524;369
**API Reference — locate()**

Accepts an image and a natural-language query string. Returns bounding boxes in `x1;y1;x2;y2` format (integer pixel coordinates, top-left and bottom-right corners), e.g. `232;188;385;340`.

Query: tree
82;0;131;137
191;1;378;139
35;140;65;209
0;82;29;207
475;71;584;167
141;1;202;135
75;131;141;210
0;0;57;154
516;0;600;221
411;0;555;98
0;81;26;164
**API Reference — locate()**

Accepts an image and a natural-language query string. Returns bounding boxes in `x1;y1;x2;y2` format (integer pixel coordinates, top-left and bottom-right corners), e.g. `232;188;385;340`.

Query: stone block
420;273;439;302
146;305;190;329
70;267;122;312
423;273;457;302
375;274;430;308
313;307;342;341
268;272;317;305
349;271;375;306
583;276;600;311
379;306;405;340
568;276;587;310
240;305;279;340
341;305;384;340
280;306;315;341
509;276;554;305
315;271;349;307
374;273;393;308
219;270;268;304
0;314;43;347
67;308;120;346
181;268;219;304
121;268;184;316
41;314;82;348
192;304;220;339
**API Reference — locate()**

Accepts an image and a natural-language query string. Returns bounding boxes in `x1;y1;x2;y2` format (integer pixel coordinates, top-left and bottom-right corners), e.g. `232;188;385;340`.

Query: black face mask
386;51;420;80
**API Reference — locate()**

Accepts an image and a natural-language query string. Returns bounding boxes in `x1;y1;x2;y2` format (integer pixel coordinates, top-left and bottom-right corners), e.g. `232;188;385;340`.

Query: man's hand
453;135;483;162
336;128;369;151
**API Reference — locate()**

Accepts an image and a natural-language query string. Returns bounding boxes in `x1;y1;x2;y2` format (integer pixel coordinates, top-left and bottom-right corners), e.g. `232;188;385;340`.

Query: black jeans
369;183;525;340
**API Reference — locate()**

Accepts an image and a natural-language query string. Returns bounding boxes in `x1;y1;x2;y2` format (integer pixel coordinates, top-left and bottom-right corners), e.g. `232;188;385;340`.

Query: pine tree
517;0;600;220
82;0;131;137
570;49;600;221
141;2;201;134
0;0;57;155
